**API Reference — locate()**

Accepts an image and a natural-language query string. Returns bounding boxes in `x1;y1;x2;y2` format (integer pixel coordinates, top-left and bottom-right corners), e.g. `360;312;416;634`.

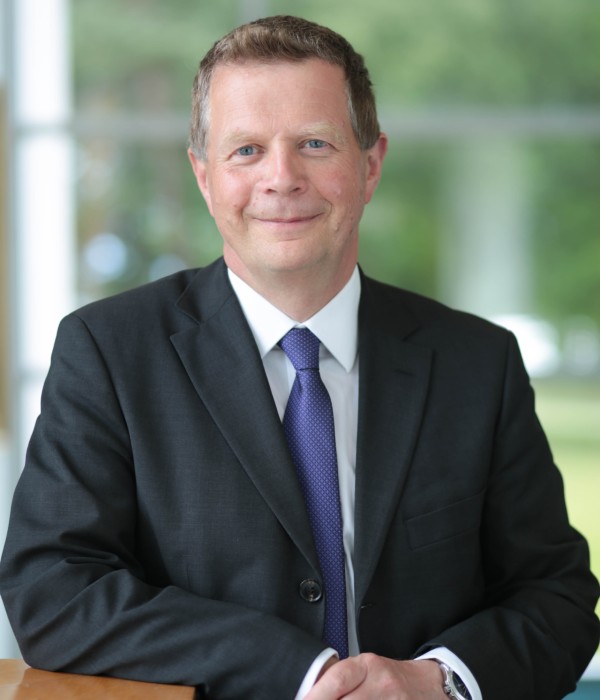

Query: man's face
189;58;386;291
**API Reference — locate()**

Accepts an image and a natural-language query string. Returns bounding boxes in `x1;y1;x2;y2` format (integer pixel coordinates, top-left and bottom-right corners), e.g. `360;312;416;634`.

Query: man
1;15;598;700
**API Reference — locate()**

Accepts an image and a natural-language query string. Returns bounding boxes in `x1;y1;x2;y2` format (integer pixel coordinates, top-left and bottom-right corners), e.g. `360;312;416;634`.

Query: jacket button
299;579;322;602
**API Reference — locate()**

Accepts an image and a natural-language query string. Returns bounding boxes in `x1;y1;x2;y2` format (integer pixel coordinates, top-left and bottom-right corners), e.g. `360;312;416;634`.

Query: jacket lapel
170;261;319;571
353;276;433;609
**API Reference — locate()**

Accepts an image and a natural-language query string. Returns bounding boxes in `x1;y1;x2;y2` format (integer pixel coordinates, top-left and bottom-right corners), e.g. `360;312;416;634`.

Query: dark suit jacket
1;259;598;699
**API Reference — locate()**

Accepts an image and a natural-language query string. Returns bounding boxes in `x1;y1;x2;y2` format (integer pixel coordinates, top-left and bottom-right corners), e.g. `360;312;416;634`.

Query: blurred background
0;0;599;690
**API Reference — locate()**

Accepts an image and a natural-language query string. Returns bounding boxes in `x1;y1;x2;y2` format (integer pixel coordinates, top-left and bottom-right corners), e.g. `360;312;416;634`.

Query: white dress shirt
227;267;481;700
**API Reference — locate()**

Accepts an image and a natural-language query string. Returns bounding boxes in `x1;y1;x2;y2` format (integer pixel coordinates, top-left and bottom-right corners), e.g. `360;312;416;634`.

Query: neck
225;257;355;322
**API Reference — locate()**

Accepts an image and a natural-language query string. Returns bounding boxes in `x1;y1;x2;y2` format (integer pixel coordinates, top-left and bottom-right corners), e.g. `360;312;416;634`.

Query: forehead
211;56;347;89
207;58;350;128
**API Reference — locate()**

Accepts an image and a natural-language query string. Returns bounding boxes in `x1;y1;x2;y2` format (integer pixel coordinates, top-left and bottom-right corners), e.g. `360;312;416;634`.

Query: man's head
187;16;387;318
189;15;380;159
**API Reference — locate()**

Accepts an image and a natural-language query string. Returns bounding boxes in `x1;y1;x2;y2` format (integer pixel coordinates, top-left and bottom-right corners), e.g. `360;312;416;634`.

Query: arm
416;332;599;699
0;313;325;698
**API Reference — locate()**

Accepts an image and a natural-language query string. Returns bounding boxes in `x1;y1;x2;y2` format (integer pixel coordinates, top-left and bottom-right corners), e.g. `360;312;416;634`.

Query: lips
262;217;313;224
255;214;321;224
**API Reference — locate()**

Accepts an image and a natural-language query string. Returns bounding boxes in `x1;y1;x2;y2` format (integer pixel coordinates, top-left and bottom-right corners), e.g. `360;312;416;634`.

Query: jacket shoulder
360;274;510;344
68;258;229;331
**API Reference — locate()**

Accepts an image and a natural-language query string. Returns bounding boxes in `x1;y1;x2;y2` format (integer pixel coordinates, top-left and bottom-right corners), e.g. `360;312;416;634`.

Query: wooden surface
0;659;196;699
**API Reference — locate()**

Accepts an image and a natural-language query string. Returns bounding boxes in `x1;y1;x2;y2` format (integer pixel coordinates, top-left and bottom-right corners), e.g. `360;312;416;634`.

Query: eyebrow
296;122;348;144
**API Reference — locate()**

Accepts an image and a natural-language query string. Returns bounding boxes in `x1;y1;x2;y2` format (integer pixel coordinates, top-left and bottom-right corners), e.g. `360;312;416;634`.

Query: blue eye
237;145;256;156
306;139;326;149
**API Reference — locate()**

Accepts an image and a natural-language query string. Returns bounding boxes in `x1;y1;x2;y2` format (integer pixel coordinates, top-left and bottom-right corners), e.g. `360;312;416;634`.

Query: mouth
256;214;321;225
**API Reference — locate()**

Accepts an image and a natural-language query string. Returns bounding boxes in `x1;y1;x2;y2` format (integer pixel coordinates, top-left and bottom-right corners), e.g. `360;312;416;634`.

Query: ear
364;133;388;204
187;148;214;216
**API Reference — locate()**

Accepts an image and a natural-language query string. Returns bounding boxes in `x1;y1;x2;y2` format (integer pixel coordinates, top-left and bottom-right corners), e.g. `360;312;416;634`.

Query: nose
261;145;307;195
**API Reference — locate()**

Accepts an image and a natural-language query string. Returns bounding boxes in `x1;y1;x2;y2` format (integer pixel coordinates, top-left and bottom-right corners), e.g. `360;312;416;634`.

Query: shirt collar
227;267;360;372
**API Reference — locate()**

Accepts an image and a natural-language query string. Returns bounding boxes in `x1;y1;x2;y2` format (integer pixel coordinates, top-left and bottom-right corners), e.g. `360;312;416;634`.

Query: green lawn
532;379;600;619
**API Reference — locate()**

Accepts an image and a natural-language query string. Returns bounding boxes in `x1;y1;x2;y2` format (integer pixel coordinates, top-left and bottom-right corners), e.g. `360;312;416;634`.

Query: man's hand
304;655;446;700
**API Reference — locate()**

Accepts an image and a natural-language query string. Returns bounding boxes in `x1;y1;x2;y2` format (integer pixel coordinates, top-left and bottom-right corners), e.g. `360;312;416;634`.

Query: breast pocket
404;490;485;550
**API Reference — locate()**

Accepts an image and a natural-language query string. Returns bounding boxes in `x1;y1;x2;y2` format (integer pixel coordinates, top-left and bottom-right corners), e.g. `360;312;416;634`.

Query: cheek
212;177;252;218
325;159;366;198
327;173;366;215
318;172;352;204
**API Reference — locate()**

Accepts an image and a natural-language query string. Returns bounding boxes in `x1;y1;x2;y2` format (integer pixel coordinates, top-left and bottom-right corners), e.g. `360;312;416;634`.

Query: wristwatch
434;660;472;700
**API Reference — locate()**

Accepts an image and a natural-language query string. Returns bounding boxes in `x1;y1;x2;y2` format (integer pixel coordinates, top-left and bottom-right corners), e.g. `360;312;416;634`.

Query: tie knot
279;327;321;371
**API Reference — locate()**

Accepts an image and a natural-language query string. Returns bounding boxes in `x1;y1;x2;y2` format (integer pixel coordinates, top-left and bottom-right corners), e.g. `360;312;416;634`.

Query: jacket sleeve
417;332;600;700
0;312;325;699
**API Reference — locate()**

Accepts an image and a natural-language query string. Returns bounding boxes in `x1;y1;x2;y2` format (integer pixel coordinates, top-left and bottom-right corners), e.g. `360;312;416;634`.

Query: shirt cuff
295;648;339;700
417;647;482;700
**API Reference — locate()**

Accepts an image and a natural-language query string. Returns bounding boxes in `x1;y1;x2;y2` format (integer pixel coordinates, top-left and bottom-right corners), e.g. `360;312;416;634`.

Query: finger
304;657;368;700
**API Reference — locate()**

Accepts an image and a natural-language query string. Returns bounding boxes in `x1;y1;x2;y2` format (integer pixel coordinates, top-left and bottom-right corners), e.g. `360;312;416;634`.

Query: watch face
452;674;471;700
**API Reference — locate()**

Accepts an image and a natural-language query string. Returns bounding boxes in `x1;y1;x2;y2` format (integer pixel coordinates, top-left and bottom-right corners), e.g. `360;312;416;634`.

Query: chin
264;250;328;276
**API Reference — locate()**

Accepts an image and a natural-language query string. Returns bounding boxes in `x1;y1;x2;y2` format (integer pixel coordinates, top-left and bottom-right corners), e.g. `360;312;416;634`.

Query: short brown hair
189;15;380;159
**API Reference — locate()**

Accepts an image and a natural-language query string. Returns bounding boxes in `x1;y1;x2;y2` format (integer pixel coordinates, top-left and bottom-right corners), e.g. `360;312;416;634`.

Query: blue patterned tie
279;327;349;659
